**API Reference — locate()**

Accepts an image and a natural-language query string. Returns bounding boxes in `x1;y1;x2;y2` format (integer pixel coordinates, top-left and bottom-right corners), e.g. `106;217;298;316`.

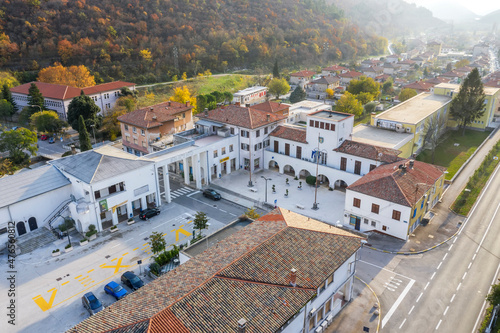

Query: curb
355;276;381;333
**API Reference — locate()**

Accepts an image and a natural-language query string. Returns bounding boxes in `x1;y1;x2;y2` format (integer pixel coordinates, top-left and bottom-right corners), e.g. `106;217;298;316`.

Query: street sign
137;260;142;265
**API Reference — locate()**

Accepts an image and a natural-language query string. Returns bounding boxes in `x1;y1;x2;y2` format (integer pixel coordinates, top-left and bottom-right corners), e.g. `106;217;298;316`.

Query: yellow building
432;83;500;130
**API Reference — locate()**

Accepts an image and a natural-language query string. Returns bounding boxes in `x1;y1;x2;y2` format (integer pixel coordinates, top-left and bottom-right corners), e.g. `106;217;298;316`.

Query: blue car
82;292;104;315
104;281;128;300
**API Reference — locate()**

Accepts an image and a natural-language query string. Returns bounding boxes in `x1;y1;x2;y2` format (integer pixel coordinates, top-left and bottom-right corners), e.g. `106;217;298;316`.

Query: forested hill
0;0;387;84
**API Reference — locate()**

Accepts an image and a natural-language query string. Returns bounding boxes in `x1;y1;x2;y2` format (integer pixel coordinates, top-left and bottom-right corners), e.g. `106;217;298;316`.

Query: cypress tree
273;59;280;78
78;115;92;151
27;83;44;111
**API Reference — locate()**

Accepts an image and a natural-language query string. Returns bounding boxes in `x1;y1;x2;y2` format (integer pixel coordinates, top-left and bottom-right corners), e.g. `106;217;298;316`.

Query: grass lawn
416;129;491;180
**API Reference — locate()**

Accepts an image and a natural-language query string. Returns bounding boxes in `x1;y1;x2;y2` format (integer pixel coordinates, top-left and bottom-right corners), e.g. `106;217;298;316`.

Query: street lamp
312;133;326;210
261;176;272;203
90;124;96;145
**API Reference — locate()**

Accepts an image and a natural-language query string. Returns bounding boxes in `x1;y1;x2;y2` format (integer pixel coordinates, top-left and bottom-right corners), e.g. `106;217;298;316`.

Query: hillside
0;0;387;84
424;1;479;23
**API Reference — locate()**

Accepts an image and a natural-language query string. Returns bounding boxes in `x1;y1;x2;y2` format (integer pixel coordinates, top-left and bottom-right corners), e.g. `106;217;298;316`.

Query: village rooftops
269;125;307;144
374;93;451;125
339;71;363;78
290;70;316;77
334;140;402;164
117;101;192;129
251;100;289;113
201;104;287;129
323;65;349;72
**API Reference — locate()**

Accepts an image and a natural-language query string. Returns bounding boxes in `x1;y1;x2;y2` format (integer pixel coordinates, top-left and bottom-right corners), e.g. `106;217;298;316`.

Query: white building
10;81;135;120
290;70;317;87
232;86;268;106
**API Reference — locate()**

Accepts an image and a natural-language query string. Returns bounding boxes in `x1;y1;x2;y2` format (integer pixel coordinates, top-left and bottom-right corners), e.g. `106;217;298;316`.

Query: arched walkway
334;179;348;191
317;174;330;187
269;160;279;171
298;169;311;179
283;165;295;177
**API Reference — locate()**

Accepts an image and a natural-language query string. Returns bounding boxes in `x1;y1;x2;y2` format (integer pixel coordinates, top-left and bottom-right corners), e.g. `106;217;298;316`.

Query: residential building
362;66;384;78
10;81;135;120
286;100;331;125
290;70;317;87
117;101;194;156
361;59;382;68
473;42;490;58
232;86;268;106
427;41;442;55
322;65;349;76
344;159;445;240
397;59;416;70
306;76;341;99
383;62;400;75
403;80;435;93
339;71;363;85
411;56;425;67
424;76;451;85
251;100;290;116
69;208;363;333
385;54;400;64
375;74;392;83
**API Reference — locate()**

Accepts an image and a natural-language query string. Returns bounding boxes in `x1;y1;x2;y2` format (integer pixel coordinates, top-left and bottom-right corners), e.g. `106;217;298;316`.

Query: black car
139;208;160;220
203;189;221;200
121;271;144;290
82;292;104;315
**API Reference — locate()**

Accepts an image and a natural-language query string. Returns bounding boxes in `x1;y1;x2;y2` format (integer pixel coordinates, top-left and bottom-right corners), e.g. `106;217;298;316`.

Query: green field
416;129;491;180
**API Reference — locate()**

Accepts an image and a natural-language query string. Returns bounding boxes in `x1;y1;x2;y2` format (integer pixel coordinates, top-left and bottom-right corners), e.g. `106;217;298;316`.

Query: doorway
16;222;26;236
28;217;38;231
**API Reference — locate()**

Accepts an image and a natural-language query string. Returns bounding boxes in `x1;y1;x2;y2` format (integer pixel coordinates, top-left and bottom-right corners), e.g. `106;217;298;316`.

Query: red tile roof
441;70;463;78
425;77;451;85
334;140;402;163
310;76;340;85
117;101;192;128
375;74;391;82
269;125;307;143
403;80;435;92
69;208;362;333
10;81;135;100
339;71;363;78
290;70;316;77
348;159;445;207
251;101;289;114
323;65;349;72
202;104;287;129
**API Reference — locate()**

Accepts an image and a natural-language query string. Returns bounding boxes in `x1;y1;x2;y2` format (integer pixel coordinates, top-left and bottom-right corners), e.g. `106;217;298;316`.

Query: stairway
16;227;58;255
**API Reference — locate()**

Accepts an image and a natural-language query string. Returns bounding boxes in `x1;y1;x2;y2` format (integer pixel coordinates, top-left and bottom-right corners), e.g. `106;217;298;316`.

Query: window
327;274;333;285
309;120;314;127
325;123;330;130
183;112;186;118
354;161;361;175
285;143;290;156
230;128;235;135
141;129;145;136
264;139;270;148
142;141;146;147
320;122;325;129
124;124;129;131
392;210;401;221
364;218;369;224
258;142;262;149
229;144;233;152
221;147;226;155
353;198;361;208
325;299;332;314
413;208;417;218
254;144;258;151
421;199;425;209
296;146;302;159
340;157;347;171
330;124;336;131
264;127;268;134
315;120;319;128
370;164;376;171
241;143;249;151
256;129;260;137
213;150;218;158
241;130;248;138
371;221;376;227
371;203;380;214
108;185;117;194
134;138;138;145
382;225;387;231
133;127;137;133
94;190;101;199
125;136;130;142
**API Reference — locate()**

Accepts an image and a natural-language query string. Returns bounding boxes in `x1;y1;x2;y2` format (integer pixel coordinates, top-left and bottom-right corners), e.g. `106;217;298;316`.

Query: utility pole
312;133;321;210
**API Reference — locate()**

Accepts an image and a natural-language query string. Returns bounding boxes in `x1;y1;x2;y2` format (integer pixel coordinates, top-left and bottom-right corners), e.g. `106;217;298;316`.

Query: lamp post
90;124;96;145
312;133;324;210
261;176;271;203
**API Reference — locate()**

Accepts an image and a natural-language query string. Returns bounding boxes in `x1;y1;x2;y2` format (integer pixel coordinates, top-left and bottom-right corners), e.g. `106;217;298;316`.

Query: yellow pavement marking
143;242;148;246
32;288;57;312
122;252;128;256
61;281;69;286
133;247;139;251
187;220;193;224
74;275;82;279
100;257;130;274
78;275;89;281
172;226;192;241
87;269;94;273
162;233;167;236
111;258;117;262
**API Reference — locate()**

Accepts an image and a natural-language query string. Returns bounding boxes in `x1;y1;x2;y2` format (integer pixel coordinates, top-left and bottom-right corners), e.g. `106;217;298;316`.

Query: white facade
232;86;268;106
12;94;72;121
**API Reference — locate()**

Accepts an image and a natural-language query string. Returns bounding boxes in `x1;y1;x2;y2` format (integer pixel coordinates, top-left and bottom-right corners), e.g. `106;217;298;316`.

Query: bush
306;175;317;186
111;225;117;230
52;249;60;253
65;243;72;249
149;263;160;276
80;238;88;243
88;224;96;232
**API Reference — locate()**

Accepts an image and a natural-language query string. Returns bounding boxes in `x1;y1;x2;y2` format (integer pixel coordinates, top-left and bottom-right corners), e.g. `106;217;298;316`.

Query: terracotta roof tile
323;65;349;72
339;71;362;78
348;160;445;206
334;140;402;163
403;81;435;92
149;309;189;333
117;101;192;128
250;101;289;114
82;81;134;95
290;70;316;77
202;105;287;129
269;125;307;144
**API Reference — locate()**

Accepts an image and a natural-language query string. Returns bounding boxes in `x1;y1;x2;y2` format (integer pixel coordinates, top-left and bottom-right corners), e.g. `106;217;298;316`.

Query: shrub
110;225;117;230
80;238;88;243
52;249;60;253
65;243;72;249
128;217;134;222
149;263;160;276
88;224;96;232
306;175;317;186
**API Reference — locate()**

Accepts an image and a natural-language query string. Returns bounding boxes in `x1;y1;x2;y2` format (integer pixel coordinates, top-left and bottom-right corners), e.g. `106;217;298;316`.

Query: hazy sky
406;0;499;16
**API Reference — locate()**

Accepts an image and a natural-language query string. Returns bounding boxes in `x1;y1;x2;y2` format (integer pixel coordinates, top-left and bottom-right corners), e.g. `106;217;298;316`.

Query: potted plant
127;217;135;225
64;243;73;253
110;225;118;233
85;224;97;241
52;249;60;257
272;185;276;193
286;178;289;185
298;181;302;190
284;189;289;197
79;238;88;246
294;176;298;180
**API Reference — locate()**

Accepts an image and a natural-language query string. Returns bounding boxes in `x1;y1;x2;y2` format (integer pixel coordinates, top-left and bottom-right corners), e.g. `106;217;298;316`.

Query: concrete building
427;41;442;55
117;101;194;156
344;159;445;240
322;65;349;76
290;70;317;87
69;208;364;333
231;86;268;106
10;81;135;120
306;76;341;99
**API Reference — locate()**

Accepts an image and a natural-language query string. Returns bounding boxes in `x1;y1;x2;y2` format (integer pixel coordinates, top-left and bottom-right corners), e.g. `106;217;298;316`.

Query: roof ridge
100;318;151;333
214;275;316;291
89;153;104;184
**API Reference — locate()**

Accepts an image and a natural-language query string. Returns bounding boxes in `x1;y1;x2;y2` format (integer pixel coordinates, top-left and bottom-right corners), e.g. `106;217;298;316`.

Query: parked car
82;292;104;315
139;208;160;220
203;189;221;200
121;271;144;290
104;281;128;300
48;137;55;144
40;134;48;141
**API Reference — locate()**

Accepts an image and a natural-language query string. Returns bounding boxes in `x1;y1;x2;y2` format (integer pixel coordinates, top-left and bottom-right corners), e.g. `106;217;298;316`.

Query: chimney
186;101;190;107
168;101;171;106
267;114;271;122
235;102;240;106
290;268;297;287
237;318;247;333
150;107;153;111
409;159;415;169
204;108;208;117
70;144;76;155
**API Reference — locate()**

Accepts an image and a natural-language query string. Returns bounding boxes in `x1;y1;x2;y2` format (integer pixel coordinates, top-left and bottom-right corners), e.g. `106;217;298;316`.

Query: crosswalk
170;187;195;199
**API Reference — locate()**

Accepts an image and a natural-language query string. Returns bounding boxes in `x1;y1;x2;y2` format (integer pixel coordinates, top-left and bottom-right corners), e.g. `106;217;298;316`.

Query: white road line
462;272;467;280
382;279;415;328
468;262;472;269
448;244;453;251
450;294;456;303
472;254;477;261
437;262;442;270
111;244;120;249
359;260;414;280
431;272;436;280
219;209;227;213
139;231;148;235
408;305;415;315
472;260;500;333
443;253;448;260
187;191;201;197
125;238;134;242
399;318;407;329
229;213;237;217
443;306;449;316
475;203;500;254
424;282;430;290
456;283;461;291
436;319;442;330
189;196;219;208
453;237;458;244
416;292;423;303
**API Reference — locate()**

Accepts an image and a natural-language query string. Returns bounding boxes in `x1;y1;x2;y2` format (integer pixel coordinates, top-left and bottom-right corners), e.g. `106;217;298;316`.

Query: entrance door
16;222;26;236
355;217;361;231
285;143;290;156
274;141;279;153
28;217;38;231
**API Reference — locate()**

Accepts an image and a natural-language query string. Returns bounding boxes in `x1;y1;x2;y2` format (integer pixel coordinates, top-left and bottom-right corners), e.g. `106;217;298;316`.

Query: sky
405;0;500;16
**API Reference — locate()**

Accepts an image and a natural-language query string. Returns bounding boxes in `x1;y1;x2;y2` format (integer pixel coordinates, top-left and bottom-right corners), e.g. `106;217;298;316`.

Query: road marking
399;318;406;329
219;209;227;213
100;257;130;274
125;238;134;242
87;269;94;273
143;243;148;246
468;262;472;269
74;275;82;279
450;294;456;303
472;254;477;261
416;292;423;303
448;244;453;251
229;213;237;217
61;281;69;286
133;247;139;251
431;272;436;280
424;282;430;290
111;244;120;249
462;272;467;280
436;319;442;330
472;260;500;333
32;288;58;312
78;275;88;281
453;237;458;244
187;191;201;197
408;305;415;315
381;279;415;328
443;306;449;316
437;262;442;270
456;283;461;291
122;252;128;256
387;287;396;292
189;196;218;208
111;258;117;262
443;253;448;260
171;226;192;241
359;260;414;280
139;231;148;236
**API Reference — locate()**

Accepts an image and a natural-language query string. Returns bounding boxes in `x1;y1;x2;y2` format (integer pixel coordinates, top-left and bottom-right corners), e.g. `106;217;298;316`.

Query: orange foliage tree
38;63;96;88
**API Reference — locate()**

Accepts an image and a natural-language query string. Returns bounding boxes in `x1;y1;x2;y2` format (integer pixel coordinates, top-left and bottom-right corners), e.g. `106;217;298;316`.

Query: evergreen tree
78;115;92;151
450;68;485;135
289;85;306;104
67;90;99;130
273;59;280;78
2;84;17;112
27;83;44;111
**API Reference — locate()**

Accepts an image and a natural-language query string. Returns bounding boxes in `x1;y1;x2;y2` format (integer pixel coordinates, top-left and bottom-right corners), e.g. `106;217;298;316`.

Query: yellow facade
407;174;445;232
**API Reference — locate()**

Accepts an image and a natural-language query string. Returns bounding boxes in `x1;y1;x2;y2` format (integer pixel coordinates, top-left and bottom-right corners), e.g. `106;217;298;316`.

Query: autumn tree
289;85;306;104
170;86;197;112
38;63;95;88
398;88;417;102
326;88;334;99
454;59;470;69
30;110;67;134
450;68;486;135
0;99;14;121
67;91;100;131
0;33;19;66
0;72;19;88
267;78;290;99
0;128;38;165
57;39;74;64
336;92;363;117
347;76;380;102
78;115;93;151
